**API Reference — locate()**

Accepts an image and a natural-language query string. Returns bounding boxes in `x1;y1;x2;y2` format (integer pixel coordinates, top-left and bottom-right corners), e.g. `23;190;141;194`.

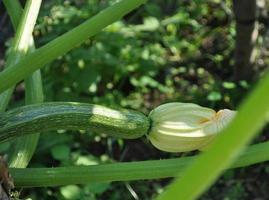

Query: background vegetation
0;0;269;199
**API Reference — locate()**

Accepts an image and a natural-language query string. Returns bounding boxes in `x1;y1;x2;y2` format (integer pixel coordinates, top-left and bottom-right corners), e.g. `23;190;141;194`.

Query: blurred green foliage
33;0;244;112
2;0;269;199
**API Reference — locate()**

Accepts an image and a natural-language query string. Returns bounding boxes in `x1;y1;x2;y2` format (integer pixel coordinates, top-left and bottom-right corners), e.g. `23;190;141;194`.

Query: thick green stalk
9;70;44;168
0;0;146;94
0;0;35;111
3;0;44;168
2;0;23;26
0;102;150;142
156;72;269;200
10;140;269;187
0;0;22;111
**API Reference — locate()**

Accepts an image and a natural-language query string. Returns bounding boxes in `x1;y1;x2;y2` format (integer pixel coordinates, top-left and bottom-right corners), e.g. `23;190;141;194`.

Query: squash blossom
148;102;236;152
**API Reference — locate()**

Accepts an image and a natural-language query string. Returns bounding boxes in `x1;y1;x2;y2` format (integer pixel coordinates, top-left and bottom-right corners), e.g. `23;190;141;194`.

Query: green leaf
85;183;110;194
60;185;81;199
223;82;236;89
207;91;222;101
75;155;99;166
51;145;70;161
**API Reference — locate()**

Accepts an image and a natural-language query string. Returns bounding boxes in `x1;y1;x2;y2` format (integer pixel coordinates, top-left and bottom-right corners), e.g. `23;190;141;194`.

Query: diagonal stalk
155;72;269;199
0;0;27;111
0;0;147;94
2;0;44;168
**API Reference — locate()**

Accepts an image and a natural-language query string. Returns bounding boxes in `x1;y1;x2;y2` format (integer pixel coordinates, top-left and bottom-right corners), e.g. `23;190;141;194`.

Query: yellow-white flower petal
148;102;236;152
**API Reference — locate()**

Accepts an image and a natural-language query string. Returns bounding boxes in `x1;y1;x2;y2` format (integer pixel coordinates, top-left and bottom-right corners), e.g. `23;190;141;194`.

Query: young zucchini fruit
0;102;150;142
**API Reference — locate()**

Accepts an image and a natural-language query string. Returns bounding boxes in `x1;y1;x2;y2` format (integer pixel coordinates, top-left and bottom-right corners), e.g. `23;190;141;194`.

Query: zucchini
0;102;150;142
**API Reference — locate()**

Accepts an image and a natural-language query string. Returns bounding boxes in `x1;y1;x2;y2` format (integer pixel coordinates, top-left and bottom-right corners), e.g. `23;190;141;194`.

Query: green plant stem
10;140;269;187
3;0;44;168
0;0;146;94
2;0;23;26
0;102;149;142
0;0;22;111
9;70;44;168
0;0;38;111
156;73;269;200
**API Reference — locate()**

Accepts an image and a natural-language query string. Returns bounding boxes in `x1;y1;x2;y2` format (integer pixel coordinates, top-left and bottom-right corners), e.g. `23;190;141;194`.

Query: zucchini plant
1;0;269;199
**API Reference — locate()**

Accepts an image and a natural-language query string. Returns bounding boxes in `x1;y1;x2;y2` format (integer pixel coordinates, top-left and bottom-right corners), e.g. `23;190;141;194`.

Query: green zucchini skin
0;102;150;142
